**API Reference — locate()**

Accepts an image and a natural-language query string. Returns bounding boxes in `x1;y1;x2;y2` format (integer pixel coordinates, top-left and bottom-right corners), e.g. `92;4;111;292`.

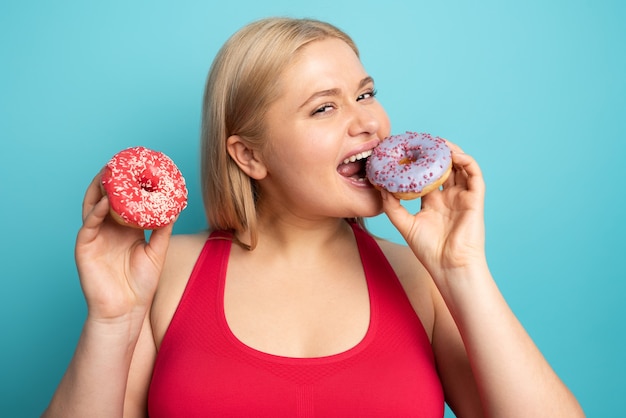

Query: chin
360;208;384;219
353;195;384;218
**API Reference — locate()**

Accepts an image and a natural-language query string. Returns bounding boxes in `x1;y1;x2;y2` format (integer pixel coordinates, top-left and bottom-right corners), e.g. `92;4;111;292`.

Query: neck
236;213;355;260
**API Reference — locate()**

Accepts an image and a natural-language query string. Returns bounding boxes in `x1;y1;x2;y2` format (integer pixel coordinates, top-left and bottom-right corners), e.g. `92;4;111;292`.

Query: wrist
84;308;148;345
440;257;491;282
430;259;494;307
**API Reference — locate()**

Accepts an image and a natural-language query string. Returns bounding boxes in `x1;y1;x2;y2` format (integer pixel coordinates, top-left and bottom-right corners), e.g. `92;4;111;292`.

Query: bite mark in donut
365;132;452;200
100;146;188;229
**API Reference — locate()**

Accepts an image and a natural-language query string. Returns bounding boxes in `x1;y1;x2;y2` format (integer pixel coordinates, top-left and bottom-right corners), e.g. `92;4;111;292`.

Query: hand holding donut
380;140;487;284
76;173;174;322
76;147;187;321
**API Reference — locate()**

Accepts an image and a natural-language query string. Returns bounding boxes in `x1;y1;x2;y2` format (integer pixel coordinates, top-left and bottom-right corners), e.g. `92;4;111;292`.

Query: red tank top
148;224;444;417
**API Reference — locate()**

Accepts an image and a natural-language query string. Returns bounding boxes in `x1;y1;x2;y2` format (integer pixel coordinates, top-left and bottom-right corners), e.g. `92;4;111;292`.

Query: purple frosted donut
365;132;452;200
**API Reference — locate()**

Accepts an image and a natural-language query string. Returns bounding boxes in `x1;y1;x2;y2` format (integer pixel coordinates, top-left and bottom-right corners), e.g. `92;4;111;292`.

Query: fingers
82;169;105;221
442;166;456;190
78;169;111;246
77;195;110;245
147;222;174;262
450;150;485;195
441;139;461;190
381;190;414;236
439;139;485;195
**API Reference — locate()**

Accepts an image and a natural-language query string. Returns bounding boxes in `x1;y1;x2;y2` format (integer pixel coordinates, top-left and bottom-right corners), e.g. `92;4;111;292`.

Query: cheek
260;142;314;178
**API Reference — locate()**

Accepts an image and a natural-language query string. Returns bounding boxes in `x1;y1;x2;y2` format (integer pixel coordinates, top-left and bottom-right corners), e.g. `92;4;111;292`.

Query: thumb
381;190;415;237
146;222;175;265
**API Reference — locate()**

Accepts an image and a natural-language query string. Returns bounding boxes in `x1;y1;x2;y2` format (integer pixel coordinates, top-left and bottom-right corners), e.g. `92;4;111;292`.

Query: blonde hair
201;17;366;249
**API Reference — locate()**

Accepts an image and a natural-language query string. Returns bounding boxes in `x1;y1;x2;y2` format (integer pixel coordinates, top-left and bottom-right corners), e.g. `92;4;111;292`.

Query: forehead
279;38;367;93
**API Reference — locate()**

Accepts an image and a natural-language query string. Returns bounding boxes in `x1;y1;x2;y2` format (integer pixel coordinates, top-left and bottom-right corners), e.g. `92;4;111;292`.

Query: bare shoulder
374;238;422;276
374;237;437;340
151;231;210;347
164;232;210;266
161;231;210;286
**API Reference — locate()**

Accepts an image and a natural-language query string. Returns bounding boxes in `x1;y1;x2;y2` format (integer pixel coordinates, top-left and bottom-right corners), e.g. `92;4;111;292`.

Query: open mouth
337;149;372;182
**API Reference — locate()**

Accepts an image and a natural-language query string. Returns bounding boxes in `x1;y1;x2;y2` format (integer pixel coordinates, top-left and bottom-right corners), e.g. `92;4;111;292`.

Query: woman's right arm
43;173;174;418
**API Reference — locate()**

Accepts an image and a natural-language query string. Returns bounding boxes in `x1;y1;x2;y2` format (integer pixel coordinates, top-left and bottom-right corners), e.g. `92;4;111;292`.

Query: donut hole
140;179;156;192
399;149;422;165
139;172;160;193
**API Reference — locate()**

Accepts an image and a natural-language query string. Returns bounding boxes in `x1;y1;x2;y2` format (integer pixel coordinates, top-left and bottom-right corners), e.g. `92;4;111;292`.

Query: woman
44;17;584;417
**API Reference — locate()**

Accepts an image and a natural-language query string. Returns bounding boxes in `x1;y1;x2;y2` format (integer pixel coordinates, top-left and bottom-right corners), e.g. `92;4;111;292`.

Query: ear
226;135;268;180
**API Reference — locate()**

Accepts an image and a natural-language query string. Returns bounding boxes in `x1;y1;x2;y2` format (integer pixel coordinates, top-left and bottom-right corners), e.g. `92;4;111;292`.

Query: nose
347;103;381;138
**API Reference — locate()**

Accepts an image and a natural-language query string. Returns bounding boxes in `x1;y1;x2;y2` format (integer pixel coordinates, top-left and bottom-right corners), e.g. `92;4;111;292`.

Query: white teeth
343;149;372;165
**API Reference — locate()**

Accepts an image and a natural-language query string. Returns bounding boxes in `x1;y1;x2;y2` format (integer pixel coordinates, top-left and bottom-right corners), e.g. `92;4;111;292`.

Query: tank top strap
157;229;233;354
349;222;399;281
349;221;434;355
207;229;234;240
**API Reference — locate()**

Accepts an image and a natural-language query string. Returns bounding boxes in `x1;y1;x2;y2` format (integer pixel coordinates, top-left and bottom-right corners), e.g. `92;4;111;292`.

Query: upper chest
223;246;371;358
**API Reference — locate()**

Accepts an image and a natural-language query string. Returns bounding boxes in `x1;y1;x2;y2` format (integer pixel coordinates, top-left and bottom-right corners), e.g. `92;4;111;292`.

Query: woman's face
257;37;391;221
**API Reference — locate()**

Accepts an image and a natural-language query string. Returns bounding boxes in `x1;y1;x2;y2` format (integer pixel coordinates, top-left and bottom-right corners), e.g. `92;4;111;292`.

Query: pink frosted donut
366;132;452;200
101;146;188;229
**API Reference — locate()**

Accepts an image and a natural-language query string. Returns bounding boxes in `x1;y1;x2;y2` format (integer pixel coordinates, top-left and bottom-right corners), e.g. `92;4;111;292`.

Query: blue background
1;0;624;416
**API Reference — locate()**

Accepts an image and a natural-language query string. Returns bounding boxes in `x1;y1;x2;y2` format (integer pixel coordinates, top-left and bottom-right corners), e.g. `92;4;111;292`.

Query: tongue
337;161;362;178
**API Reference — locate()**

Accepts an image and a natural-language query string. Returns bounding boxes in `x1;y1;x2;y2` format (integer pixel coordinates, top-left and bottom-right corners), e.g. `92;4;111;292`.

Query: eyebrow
298;76;375;110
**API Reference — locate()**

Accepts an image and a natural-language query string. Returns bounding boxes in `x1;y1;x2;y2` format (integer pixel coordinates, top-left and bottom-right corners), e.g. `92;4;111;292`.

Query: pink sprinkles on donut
365;132;451;195
101;146;188;229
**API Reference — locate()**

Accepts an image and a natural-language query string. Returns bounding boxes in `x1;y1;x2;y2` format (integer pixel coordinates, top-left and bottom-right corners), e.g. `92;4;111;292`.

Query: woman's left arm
381;143;585;417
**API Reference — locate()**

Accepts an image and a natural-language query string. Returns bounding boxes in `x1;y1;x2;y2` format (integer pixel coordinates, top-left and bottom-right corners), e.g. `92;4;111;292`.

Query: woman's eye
312;104;334;115
358;89;378;101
